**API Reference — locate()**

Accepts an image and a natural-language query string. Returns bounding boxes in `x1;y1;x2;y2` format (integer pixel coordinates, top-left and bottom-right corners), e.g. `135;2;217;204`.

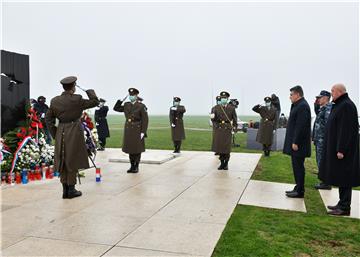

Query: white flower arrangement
14;133;55;170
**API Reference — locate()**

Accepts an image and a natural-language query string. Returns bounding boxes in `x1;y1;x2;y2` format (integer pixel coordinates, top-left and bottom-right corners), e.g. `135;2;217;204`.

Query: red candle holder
15;173;21;184
45;166;50;179
7;174;12;184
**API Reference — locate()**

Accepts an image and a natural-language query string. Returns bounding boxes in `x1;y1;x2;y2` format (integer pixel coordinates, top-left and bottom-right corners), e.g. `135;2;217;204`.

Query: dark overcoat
283;98;311;158
252;105;276;145
114;100;149;154
211;104;237;154
169;105;186;141
95;106;110;139
319;93;360;187
46;90;99;172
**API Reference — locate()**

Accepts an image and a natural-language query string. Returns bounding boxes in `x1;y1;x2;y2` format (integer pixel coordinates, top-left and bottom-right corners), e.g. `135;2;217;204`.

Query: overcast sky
2;2;359;115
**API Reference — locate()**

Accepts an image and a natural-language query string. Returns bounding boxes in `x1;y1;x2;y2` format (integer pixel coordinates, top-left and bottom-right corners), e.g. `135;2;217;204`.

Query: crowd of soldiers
44;76;359;217
43;76;244;199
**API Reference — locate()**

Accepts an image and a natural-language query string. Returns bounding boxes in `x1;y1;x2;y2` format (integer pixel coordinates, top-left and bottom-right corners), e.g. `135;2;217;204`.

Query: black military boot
218;160;224;170
173;144;180;153
127;161;135;173
62;183;68;199
133;162;139;173
67;185;82;199
128;162;139;173
223;160;229;170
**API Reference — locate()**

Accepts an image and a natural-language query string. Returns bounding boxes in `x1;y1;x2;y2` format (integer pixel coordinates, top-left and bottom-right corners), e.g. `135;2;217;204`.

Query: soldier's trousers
99;137;107;148
60;162;77;186
219;153;230;162
262;144;271;151
173;140;182;151
314;142;324;168
129;153;141;163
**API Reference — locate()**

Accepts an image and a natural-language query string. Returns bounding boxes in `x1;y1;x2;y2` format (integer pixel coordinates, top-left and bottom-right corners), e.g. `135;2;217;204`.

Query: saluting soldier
94;98;110;151
252;97;276;156
170;97;186;153
114;88;149;173
46;76;99;199
211;91;238;170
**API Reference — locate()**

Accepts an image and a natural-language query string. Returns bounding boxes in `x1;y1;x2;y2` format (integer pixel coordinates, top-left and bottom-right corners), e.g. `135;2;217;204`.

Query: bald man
319;84;360;216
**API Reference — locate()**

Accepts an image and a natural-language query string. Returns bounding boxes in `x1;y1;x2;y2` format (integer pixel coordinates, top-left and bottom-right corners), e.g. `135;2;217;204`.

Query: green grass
104;114;258;151
105;115;360;257
214;151;360;257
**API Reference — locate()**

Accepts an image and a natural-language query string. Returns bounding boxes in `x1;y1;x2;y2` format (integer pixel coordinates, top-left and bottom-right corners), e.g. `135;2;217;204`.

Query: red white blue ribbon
9;136;37;183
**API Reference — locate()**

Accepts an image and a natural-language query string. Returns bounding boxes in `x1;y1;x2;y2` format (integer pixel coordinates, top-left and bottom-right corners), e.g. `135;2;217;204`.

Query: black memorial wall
1;50;30;136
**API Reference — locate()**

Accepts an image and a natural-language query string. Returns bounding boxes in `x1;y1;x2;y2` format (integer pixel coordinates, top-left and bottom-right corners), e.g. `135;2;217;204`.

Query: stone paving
1;149;260;257
319;188;360;219
3;149;357;256
238;180;307;212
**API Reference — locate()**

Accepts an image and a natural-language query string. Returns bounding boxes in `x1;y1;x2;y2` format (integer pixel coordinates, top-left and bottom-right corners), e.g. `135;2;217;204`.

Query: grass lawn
213;151;360;257
105;115;360;257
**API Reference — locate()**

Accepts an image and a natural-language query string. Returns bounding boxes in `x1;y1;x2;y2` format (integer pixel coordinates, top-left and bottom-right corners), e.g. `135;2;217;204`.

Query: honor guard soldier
114;88;149;173
252;97;276;156
211;96;222;155
211;91;238;170
46;76;100;199
170;97;186;153
94;98;110;151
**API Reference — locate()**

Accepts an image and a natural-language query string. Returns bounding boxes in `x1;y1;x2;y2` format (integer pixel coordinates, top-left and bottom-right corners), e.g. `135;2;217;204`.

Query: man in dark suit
283;85;311;198
319;84;360;216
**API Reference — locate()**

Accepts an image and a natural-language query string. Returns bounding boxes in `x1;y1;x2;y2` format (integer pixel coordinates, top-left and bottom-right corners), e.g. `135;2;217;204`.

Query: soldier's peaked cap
316;90;331;98
264;96;271;102
173;97;181;102
60;76;77;86
216;96;221;101
220;91;230;98
128;88;139;95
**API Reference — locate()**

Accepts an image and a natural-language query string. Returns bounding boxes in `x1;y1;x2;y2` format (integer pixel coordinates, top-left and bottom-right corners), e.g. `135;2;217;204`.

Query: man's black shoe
286;191;304;198
285;186;298;194
327;205;339;210
314;183;332;190
327;208;350;216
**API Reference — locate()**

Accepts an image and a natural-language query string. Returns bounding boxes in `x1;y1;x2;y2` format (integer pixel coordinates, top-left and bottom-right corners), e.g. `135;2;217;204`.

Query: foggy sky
2;2;359;115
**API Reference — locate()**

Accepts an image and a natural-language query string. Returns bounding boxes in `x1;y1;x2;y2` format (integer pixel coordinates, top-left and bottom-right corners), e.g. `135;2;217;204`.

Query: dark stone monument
1;50;30;136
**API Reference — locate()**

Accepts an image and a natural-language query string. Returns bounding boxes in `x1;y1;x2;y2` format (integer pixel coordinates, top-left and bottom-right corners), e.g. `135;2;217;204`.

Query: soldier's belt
126;119;141;123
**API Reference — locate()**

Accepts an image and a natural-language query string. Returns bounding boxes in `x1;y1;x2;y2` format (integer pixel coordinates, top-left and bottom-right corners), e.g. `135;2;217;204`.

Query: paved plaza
1;149;358;256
